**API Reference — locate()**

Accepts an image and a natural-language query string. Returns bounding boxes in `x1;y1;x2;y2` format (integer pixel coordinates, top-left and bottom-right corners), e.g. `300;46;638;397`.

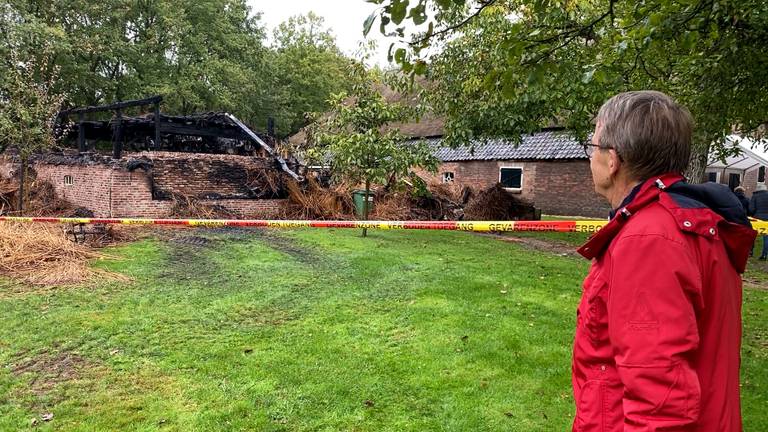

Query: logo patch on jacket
627;292;659;331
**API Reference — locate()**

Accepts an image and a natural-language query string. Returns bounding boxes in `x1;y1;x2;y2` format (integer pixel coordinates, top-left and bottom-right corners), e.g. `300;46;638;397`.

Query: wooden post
77;112;86;153
154;102;161;150
113;108;123;159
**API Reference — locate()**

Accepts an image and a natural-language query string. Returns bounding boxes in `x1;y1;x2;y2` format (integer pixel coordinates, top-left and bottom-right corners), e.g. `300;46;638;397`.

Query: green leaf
414;60;427;75
391;0;409;25
363;13;377;36
593;69;607;84
409;2;428;25
394;48;407;64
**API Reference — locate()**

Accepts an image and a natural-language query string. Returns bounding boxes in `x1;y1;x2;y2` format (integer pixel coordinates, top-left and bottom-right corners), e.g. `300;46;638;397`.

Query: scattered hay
283;179;354;220
0;222;128;286
26;180;74;217
0;172;74;217
280;178;537;221
370;192;412;220
168;193;234;219
245;168;289;199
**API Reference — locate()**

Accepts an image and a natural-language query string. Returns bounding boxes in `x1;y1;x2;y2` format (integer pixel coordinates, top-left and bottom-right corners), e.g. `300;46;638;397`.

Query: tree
0;49;65;214
1;0;279;130
271;13;353;137
307;62;437;236
365;0;768;182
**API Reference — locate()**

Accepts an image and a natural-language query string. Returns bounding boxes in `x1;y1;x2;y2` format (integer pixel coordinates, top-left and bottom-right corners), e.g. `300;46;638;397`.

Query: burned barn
0;96;300;218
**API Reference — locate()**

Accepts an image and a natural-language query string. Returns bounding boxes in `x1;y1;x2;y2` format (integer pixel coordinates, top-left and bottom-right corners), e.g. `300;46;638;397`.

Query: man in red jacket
573;91;755;431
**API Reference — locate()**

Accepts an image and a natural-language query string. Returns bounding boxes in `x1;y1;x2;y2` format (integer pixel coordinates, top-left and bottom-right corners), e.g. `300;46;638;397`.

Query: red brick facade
0;152;287;218
417;159;610;218
141;151;273;199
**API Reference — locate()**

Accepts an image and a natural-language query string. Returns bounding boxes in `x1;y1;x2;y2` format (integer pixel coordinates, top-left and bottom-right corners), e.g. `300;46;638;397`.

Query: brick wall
415;161;537;198
0;153;287;218
416;159;609;218
533;161;611;217
129;151;274;199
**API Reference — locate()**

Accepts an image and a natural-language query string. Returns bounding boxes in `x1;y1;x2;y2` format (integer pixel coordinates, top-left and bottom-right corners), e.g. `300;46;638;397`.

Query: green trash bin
352;190;375;219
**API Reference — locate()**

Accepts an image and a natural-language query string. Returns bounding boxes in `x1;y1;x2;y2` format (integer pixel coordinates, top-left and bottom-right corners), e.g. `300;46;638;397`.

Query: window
706;172;718;183
442;172;455;183
64;175;74;186
759;166;766;183
499;167;523;190
728;173;740;190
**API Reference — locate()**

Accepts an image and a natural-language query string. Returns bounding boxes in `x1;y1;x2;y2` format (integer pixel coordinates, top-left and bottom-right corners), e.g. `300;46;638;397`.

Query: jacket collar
608;182;643;219
577;173;685;260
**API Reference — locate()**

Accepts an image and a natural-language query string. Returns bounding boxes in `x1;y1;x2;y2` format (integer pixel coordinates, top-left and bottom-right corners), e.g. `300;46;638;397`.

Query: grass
0;228;765;431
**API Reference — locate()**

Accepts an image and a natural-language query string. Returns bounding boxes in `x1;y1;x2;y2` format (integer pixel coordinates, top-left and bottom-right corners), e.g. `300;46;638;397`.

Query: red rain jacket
572;174;755;432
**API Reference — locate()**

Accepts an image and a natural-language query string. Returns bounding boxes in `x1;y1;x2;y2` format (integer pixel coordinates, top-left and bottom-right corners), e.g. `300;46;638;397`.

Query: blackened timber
113;108;123;159
154;104;161;150
158;123;245;140
224;113;302;181
61;95;163;115
77;113;86;152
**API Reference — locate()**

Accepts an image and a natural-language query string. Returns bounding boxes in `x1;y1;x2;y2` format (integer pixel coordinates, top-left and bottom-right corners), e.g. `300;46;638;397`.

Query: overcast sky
248;0;392;66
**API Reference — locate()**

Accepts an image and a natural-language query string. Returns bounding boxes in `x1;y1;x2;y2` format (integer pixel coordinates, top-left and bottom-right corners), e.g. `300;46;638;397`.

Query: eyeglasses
583;143;615;159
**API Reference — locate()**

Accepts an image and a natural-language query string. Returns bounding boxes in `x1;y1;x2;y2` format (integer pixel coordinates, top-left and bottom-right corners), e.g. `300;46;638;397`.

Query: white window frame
64;175;74;186
705;171;720;183
441;172;455;183
499;166;524;192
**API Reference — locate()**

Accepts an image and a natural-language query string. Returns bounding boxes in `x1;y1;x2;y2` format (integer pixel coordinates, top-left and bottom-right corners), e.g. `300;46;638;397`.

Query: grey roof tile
413;130;586;161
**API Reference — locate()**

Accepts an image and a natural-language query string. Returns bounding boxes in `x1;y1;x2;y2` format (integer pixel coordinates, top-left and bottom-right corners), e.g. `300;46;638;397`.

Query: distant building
706;136;768;197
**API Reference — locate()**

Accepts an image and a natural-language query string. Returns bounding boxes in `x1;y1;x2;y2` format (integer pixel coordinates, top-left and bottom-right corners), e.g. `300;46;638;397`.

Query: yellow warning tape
1;216;765;234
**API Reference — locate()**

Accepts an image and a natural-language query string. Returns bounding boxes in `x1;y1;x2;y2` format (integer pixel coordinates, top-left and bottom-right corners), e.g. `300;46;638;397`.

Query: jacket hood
666;181;750;227
578;173;756;273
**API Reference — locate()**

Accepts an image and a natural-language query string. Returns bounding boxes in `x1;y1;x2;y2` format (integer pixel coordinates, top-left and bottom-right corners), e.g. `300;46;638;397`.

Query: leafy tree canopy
271;12;354;135
1;1;353;137
365;0;768;180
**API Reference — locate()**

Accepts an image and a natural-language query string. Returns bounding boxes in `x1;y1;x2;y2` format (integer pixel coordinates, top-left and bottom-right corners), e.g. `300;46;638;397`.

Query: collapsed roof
57;95;301;181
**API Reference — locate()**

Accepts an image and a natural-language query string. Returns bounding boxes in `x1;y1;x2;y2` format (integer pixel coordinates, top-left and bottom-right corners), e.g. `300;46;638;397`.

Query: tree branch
408;0;499;47
521;0;617;65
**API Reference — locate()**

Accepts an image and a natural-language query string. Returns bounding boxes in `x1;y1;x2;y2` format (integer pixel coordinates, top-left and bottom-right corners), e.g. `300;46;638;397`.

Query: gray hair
596;91;693;181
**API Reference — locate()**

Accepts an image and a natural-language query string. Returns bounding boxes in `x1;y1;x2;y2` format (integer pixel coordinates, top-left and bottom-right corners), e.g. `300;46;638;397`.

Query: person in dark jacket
575;91;755;431
734;186;750;213
749;183;768;259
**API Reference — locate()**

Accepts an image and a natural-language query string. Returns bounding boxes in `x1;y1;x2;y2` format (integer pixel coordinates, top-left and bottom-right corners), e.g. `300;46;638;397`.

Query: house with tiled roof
410;129;611;218
705;135;768;197
288;84;612;218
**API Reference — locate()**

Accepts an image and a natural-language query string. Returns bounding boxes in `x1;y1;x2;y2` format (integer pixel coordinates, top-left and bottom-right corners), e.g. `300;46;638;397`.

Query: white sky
248;0;393;67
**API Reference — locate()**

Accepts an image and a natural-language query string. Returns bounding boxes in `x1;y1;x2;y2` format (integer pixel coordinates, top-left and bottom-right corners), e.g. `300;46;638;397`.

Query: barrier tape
2;216;767;234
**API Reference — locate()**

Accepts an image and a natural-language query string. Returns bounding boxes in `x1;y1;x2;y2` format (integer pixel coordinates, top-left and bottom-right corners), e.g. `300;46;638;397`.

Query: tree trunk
685;138;710;184
17;157;26;215
362;179;370;238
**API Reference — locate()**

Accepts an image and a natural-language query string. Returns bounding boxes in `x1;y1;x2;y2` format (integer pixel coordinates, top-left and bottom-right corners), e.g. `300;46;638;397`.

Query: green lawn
0;228;766;431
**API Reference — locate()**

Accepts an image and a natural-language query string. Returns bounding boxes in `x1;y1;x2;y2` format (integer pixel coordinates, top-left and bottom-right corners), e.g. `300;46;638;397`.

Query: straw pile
464;183;537;220
245;169;288;199
0;177;73;216
370;192;412;220
26;180;74;216
283;179;354;219
169;193;234;219
0;222;127;286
